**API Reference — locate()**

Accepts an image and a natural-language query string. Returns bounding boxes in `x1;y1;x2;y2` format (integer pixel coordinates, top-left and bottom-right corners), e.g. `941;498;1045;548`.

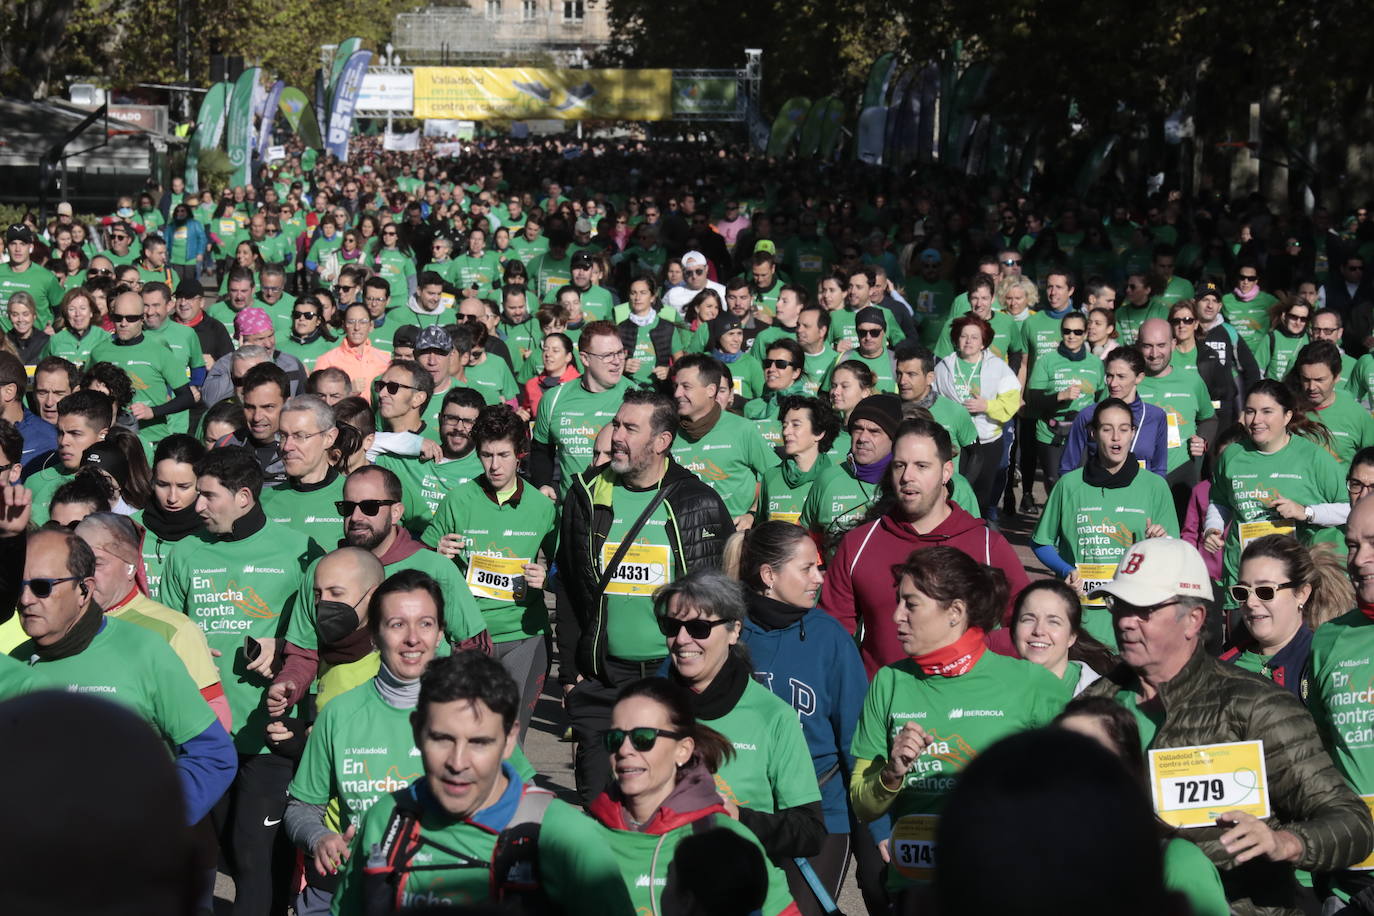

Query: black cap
848;393;903;438
5;224;33;243
854;306;887;330
1194;280;1222;301
570;251;595;269
174;277;204;299
392;325;420;350
81;442;131;489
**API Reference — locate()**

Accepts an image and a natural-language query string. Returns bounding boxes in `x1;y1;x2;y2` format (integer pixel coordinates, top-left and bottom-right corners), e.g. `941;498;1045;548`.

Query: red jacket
822;501;1030;678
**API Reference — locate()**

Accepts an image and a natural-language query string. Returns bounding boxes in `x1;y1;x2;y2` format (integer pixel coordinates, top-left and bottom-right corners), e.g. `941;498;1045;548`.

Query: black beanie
847;393;903;438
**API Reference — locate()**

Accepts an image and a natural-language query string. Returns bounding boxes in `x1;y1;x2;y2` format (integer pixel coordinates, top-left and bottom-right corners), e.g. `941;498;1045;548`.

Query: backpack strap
361;793;426;916
490;786;556;903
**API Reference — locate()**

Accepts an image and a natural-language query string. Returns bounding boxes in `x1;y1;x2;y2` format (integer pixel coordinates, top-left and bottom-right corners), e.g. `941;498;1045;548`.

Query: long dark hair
1245;378;1332;449
892;546;1007;631
1011;580;1118;675
614;678;735;774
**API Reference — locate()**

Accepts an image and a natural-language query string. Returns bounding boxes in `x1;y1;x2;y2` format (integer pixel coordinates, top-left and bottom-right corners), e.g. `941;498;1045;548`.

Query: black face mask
316;597;363;645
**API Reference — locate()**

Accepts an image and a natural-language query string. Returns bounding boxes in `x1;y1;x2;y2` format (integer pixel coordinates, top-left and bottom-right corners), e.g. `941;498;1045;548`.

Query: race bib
891;815;939;881
1354;797;1374;870
770;511;801;525
1165;410;1182;449
601;542;670;596
465;554;528;602
1076;563;1118;607
1238;520;1295;554
1148;740;1270;828
732;376;743;396
916;291;935;314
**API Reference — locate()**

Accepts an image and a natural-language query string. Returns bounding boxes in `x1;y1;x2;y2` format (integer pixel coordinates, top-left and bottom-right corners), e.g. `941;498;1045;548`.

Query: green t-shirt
830;349;896;394
1112;300;1169;346
799;347;840;396
376;451;483;535
1222;291;1280;348
41;326;111;367
508;235;549;266
26;463;73;526
87;334;188;441
759;455;829;526
421;480;558;642
0;262;63;329
453;251;503;294
161;524;315;754
332;776;626;916
1032;466;1179;606
905;278;956;347
707;678;822;814
670;410;780;517
850;652;1070;888
1308;610;1374;795
798;461;879;551
1309;390;1374;465
533;378;630;495
13;616;213;747
306;233;343;268
0;653;33;700
529;252;574;301
373;249;417;310
1137;369;1215;473
463;355;519;405
1212;435;1346;588
366;310;420;354
279;332;336;373
928;394;979;453
166;221;200;265
932;310;1021;363
145;319;205;434
137;518;194;601
1027;349;1105;443
261;472;347;553
1253;330;1308;381
1019;309;1074;361
723;354;764;401
624;315;665;386
1164;836;1231;916
602;482;678;660
499;317;542;384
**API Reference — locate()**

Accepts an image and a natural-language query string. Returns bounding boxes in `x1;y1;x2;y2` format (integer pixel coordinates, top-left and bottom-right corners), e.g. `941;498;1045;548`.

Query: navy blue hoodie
740;591;868;833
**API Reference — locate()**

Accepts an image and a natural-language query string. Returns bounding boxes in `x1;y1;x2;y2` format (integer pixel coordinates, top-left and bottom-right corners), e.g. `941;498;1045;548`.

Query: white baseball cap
682;250;707;269
1089;537;1213;607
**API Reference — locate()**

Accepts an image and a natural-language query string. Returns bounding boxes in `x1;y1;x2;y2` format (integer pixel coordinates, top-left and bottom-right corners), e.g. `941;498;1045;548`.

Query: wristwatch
1304;505;1315;522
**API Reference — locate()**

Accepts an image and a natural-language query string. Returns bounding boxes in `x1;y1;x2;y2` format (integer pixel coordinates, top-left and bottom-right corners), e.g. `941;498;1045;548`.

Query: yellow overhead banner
413;68;673;120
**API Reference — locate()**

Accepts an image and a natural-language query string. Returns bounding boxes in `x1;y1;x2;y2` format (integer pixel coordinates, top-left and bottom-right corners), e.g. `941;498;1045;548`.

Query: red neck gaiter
1360;602;1374;623
911;627;987;677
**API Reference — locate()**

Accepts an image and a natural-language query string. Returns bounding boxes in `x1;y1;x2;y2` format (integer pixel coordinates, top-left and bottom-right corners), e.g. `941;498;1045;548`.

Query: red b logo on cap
1122;554;1144;575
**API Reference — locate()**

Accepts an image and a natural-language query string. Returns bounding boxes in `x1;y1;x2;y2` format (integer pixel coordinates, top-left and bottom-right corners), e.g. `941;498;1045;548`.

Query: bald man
85;290;195;441
267;546;386;723
1136;317;1217;516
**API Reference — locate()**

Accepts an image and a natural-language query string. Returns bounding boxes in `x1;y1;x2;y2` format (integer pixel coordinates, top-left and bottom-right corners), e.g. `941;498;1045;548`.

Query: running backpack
361;785;554;916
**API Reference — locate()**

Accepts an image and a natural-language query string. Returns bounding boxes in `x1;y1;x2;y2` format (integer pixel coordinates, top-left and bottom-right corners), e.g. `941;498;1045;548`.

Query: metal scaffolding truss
392;5;610;64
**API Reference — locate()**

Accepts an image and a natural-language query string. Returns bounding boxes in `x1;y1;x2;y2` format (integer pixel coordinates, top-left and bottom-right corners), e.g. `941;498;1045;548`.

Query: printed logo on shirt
244;565;286;574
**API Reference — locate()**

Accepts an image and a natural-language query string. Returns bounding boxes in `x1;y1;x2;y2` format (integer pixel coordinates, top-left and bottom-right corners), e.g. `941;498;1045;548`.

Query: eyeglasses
763;358;797;369
1062;328;1086;336
382;230;398;236
584;348;627;363
1285;313;1310;324
1228;581;1300;603
1350;265;1366;272
278;429;328;445
20;576;81;599
1102;595;1180;617
1169;316;1196;326
374;379;421;395
1348;479;1374;496
334;499;399;517
657;616;733;640
291;311;319;321
261;285;283;294
440;414;476;427
111;313;143;323
857;327;884;338
1000;259;1021;266
602;727;687;754
110;234;129;241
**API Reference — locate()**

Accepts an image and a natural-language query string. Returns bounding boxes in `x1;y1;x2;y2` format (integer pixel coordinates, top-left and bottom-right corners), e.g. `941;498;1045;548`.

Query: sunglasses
1285;313;1310;323
1237;274;1258;282
857;327;884;338
334;499;400;517
1001;259;1021;266
88;268;113;277
291;310;320;321
111;313;143;323
1169;316;1196;325
763;358;797;369
1228;581;1299;603
657;616;733;640
602;727;687;754
21;576;81;599
685;268;706;277
374;379;421;395
1062;328;1086;336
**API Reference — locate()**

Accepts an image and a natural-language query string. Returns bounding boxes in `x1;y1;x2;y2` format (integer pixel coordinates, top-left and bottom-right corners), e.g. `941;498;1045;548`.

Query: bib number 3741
891;815;938;882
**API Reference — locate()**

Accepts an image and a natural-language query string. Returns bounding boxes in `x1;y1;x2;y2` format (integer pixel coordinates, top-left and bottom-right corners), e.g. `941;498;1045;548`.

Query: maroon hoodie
822;501;1029;678
588;760;726;834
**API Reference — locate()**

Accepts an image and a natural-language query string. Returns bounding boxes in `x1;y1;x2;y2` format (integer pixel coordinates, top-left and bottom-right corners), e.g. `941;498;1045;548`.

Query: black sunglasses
603;727;687;754
1061;328;1086;336
111;313;143;323
1170;316;1196;325
1001;258;1021;266
857;327;884;338
21;576;81;599
334;499;399;517
657;616;733;640
763;358;797;370
1228;581;1299;603
291;311;319;321
374;380;421;395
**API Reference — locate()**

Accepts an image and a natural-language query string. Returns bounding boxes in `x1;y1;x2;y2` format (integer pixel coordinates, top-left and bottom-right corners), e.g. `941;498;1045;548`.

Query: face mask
316;598;362;645
117;207;134;218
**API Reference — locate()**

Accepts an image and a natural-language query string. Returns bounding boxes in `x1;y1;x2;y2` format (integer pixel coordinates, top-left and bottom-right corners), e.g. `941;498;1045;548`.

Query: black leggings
959;438;1004;517
783;832;851;916
214;753;295;916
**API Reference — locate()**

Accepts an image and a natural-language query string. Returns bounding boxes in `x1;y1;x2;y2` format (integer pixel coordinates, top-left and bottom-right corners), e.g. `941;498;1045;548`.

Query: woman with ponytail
726;522;870;916
589;676;802;916
849;546;1071;905
1219;534;1352;697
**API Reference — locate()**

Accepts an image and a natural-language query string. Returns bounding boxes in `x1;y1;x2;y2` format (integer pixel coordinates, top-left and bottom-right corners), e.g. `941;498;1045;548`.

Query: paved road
216;499;1050;913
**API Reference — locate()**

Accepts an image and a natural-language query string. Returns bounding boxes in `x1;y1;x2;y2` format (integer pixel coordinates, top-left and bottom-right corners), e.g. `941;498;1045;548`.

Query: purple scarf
853;452;893;484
